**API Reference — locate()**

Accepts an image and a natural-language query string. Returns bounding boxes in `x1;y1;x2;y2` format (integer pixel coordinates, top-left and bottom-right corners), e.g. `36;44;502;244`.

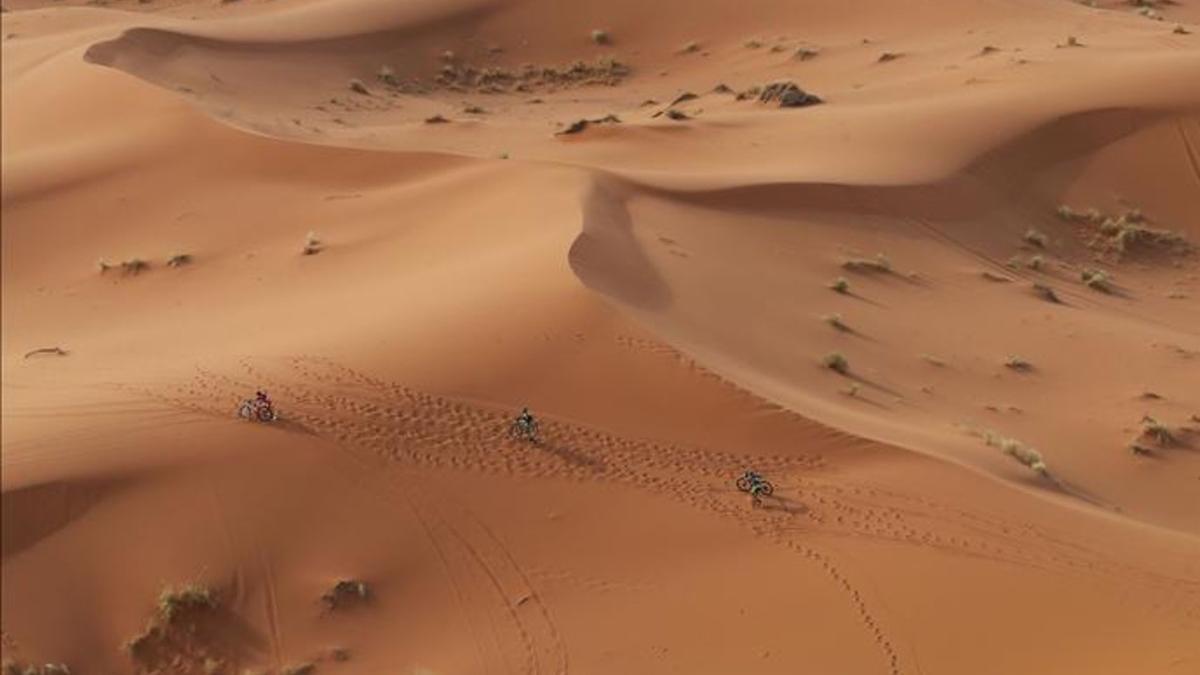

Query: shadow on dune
568;181;673;312
537;438;607;472
1;477;126;559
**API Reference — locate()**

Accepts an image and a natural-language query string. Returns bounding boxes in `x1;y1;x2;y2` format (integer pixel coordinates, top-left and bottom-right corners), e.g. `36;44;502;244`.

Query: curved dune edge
4;0;1200;671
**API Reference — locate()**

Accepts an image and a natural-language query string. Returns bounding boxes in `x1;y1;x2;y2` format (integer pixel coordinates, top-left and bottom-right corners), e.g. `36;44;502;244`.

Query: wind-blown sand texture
3;0;1199;672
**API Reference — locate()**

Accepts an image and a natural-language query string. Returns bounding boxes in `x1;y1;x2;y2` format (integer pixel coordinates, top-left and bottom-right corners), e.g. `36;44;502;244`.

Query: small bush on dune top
125;582;220;664
121;258;149;275
830;277;850;293
983;431;1049;476
1004;355;1032;371
157;583;217;624
1081;267;1111;292
322;579;370;610
822;352;849;374
3;663;71;675
1140;415;1174;446
1023;228;1048;248
591;29;611;45
841;253;891;273
303;231;322;255
1032;282;1060;303
822;313;849;331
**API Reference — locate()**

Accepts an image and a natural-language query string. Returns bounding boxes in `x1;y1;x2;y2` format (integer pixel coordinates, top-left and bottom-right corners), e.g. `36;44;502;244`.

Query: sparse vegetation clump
757;81;823;108
2;663;71;675
1056;204;1103;224
664;109;690;121
1004;355;1032;371
97;258;112;274
1032;282;1060;303
424;114;449;124
842;253;892;273
678;41;701;54
322;579;370;610
348;78;370;95
919;353;946;367
555;114;623;136
1023;228;1048;248
794;47;820;60
121;258;149;275
427;56;631;95
822;313;849;331
376;65;399;86
1140;415;1174;446
282;664;316;675
877;51;904;62
303;231;322;255
1028;254;1045;271
822;352;849;374
590;29;611;45
166;253;192;268
157;583;217;623
1081;267;1111;292
984;432;1049;476
830;276;850;293
125;583;220;665
1059;205;1189;259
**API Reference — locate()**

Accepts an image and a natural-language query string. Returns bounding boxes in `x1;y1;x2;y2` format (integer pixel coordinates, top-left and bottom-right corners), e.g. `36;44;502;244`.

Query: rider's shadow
538;438;607;473
755;494;808;515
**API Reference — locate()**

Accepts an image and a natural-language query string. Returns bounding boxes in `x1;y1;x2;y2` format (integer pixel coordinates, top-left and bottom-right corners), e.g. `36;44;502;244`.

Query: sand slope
3;0;1200;672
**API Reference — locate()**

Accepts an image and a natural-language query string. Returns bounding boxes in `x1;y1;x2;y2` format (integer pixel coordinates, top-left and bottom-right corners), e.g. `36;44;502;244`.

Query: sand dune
3;0;1200;672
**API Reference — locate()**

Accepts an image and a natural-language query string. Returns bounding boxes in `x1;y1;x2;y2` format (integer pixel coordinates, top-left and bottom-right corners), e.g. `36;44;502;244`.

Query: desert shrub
984;431;1049;475
1141;415;1174;446
1023;228;1048;248
822;313;849;331
158;583;217;623
1081;268;1111;292
822;352;849;374
830;277;850;293
121;258;149;275
591;29;610;45
1004;355;1032;371
303;232;322;255
841;253;891;273
322;579;369;610
1032;282;1060;303
376;65;398;86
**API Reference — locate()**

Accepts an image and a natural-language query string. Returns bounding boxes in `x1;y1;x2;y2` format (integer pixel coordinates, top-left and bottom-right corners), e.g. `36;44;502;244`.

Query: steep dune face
3;0;1200;672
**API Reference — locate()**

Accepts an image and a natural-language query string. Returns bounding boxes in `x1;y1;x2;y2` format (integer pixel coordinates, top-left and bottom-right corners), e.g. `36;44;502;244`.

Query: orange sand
3;0;1199;672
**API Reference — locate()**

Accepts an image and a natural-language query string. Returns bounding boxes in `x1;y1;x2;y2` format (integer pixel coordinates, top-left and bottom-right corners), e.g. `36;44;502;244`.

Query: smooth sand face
3;0;1200;672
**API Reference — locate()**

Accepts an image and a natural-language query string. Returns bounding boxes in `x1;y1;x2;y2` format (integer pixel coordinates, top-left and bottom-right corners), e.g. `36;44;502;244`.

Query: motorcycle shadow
264;416;320;437
753;494;808;515
537;438;606;472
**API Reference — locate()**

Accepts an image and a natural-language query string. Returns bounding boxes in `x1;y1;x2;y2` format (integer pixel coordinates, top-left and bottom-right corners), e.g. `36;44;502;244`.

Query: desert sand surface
3;0;1200;672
